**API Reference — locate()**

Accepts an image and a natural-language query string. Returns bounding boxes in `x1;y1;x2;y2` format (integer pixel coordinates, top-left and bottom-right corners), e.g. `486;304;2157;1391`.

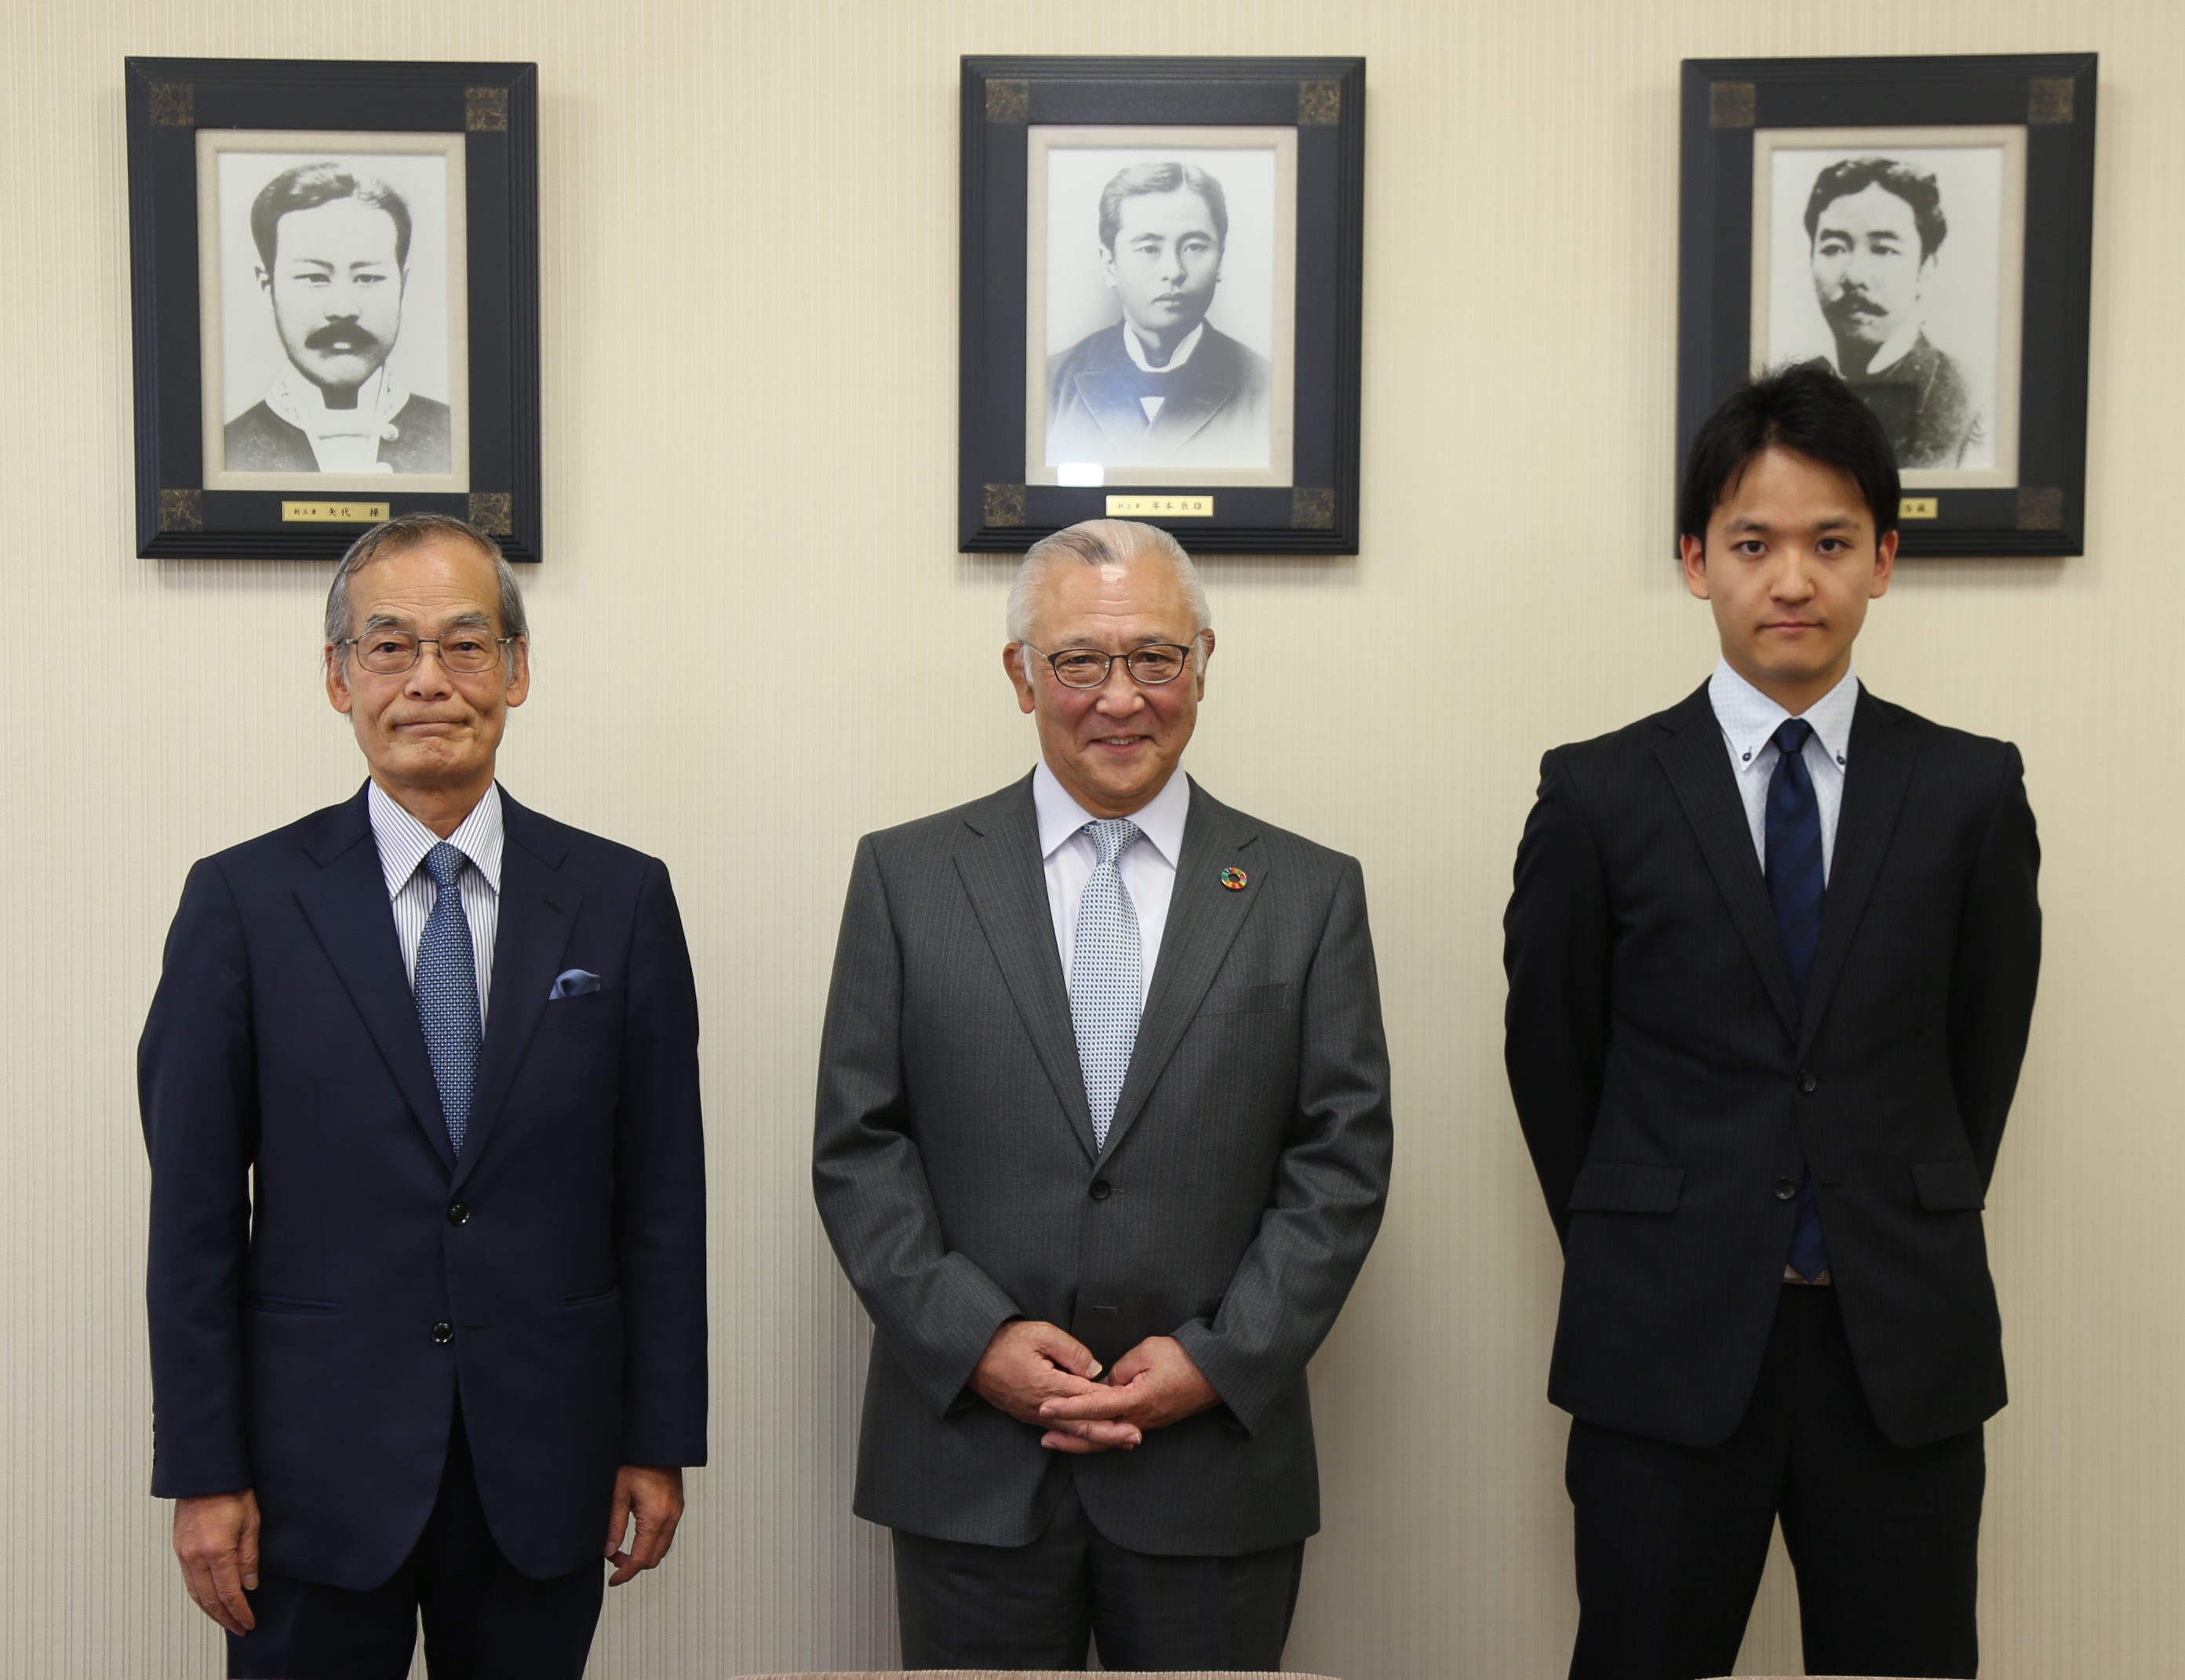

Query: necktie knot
1086;818;1142;869
424;841;468;891
1772;717;1815;759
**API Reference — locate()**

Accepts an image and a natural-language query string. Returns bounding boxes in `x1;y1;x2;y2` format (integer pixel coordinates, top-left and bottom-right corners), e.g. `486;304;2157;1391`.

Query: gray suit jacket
813;773;1392;1555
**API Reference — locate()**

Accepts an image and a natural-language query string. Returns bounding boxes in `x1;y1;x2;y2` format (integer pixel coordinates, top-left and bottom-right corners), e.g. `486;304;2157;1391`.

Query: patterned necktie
415;842;482;1155
1765;719;1830;1281
1069;819;1144;1151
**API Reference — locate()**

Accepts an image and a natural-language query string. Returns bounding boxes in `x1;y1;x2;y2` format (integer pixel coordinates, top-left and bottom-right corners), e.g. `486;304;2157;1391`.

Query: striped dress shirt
367;780;503;1026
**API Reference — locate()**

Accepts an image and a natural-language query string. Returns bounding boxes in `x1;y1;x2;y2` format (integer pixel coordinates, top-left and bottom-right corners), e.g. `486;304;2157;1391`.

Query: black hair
1098;162;1229;252
250;162;413;274
1677;362;1901;545
1803;156;1947;262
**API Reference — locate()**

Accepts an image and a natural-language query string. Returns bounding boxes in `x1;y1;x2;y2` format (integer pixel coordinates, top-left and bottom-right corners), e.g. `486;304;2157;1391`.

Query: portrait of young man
222;160;455;476
140;514;706;1679
1503;363;2041;1679
1045;162;1274;470
1804;155;1985;469
813;519;1391;1671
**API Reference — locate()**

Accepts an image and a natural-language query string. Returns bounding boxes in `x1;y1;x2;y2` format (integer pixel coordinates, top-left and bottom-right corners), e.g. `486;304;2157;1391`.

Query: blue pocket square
549;968;602;1000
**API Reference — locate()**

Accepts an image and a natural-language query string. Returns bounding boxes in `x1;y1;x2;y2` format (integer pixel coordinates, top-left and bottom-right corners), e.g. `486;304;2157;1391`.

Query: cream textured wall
2;2;2178;1675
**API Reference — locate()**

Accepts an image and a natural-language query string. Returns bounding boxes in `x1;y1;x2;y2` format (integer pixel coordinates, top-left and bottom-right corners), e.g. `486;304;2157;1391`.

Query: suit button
1797;1069;1819;1093
431;1321;453;1344
447;1203;470;1226
1773;1179;1798;1201
1088;1179;1113;1201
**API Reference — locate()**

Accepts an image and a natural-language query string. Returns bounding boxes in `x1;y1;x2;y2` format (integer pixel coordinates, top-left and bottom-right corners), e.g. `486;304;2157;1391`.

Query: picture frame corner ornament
2028;78;2075;125
2016;487;2064;531
468;492;515;535
466;86;510;133
158;488;203;533
1709;80;1756;129
984;483;1026;527
985;78;1029;125
1291;487;1336;530
1298;81;1341;126
149;82;194;128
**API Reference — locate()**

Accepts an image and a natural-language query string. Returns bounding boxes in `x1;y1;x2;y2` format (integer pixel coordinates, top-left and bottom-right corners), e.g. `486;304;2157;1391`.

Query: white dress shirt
368;780;504;1024
1708;659;1857;884
1032;758;1190;1002
1122;319;1206;423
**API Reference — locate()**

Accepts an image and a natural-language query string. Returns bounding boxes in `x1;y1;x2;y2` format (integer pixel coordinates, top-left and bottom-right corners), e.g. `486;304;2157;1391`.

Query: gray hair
322;512;530;649
1006;519;1211;671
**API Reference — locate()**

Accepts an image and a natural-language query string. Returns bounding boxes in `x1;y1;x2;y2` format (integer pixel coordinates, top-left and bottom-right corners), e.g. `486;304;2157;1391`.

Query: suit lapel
293;789;457;1175
1098;782;1262;1162
1797;687;1915;1059
952;778;1099;1162
1654;689;1803;1044
454;797;578;1193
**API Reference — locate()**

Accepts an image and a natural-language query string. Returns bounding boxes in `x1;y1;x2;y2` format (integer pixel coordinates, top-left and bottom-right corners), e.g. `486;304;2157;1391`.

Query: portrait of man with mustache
1045;161;1272;472
1804;155;1985;471
223;162;454;476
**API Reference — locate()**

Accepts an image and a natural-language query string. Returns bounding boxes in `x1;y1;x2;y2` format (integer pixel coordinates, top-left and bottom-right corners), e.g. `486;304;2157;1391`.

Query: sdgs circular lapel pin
1220;866;1249;891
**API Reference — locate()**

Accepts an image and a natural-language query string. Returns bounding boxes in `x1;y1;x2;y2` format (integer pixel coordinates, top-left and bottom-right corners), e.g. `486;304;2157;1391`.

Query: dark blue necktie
415;842;482;1155
1765;719;1830;1281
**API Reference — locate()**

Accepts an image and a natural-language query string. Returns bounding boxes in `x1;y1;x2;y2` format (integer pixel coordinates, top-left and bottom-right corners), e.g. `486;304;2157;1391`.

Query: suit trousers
892;1478;1306;1671
228;1407;605;1680
1565;1285;1984;1680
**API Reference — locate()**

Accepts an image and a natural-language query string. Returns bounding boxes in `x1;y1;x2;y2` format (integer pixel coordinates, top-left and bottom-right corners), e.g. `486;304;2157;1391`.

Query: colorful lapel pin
1220;866;1249;891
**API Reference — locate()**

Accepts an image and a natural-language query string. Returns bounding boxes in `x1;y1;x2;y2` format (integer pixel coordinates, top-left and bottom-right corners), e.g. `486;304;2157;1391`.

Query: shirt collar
367;780;505;898
1122;318;1205;374
1858;323;1924;377
1032;758;1190;868
1707;658;1859;772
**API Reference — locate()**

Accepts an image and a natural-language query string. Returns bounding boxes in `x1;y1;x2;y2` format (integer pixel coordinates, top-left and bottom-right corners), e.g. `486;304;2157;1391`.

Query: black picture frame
125;56;542;562
1678;53;2097;558
960;55;1365;555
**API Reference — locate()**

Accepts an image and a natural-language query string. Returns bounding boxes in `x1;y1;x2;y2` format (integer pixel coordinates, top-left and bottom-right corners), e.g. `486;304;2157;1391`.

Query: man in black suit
141;514;706;1678
814;518;1391;1670
223;162;453;475
1504;364;2040;1680
1046;162;1273;470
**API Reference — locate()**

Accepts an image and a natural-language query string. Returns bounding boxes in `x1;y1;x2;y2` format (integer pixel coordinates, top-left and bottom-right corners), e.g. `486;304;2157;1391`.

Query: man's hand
970;1320;1142;1454
604;1466;685;1587
173;1489;260;1635
1036;1336;1220;1439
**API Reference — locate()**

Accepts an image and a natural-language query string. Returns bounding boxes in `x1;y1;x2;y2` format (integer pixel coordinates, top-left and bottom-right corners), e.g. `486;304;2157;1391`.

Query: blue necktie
1765;719;1830;1281
415;842;482;1155
1069;819;1143;1151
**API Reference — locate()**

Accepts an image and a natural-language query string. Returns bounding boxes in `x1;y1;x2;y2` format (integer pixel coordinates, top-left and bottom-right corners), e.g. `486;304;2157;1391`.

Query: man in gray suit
813;518;1392;1671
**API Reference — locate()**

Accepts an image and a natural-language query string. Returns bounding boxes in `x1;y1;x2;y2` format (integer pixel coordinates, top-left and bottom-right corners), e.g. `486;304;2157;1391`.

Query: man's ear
1003;643;1036;714
255;266;271;297
1680;534;1712;601
325;645;355;716
1870;528;1899;597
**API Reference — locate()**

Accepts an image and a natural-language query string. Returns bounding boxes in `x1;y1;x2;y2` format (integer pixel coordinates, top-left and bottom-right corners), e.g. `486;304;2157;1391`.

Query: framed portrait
1678;54;2096;557
960;56;1365;554
126;58;541;560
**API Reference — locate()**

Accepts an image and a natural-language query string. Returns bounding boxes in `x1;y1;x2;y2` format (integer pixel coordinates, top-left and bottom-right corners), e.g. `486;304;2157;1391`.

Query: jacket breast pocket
1568;1161;1684;1214
1910;1160;1986;1211
245;1292;339;1315
1197;982;1290;1017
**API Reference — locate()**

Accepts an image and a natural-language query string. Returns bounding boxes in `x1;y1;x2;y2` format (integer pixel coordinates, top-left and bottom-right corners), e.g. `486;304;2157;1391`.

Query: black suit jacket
1503;683;2040;1449
224;392;453;473
139;786;708;1588
1046;322;1272;467
812;774;1392;1554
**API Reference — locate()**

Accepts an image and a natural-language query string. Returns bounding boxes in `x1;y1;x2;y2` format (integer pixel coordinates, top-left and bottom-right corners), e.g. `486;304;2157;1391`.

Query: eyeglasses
1021;640;1202;690
340;629;517;676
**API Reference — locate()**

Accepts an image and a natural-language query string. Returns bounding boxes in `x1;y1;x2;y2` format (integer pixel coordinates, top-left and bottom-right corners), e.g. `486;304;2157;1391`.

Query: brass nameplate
1899;497;1939;520
1107;494;1212;518
282;501;391;524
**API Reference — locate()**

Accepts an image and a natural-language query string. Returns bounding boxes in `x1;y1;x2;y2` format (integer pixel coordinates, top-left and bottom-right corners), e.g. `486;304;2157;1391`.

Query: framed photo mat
1678;53;2097;558
960;56;1366;554
126;56;542;561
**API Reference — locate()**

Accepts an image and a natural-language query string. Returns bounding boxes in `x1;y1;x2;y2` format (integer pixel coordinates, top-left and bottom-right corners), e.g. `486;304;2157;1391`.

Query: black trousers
228;1409;604;1680
892;1478;1306;1671
1566;1285;1985;1680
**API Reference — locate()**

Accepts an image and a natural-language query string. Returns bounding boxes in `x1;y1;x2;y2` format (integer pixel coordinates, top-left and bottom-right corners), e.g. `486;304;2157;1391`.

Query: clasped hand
968;1320;1218;1454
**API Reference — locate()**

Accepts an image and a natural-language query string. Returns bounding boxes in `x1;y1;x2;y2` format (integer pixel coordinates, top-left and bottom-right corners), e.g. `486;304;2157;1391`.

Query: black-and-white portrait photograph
197;129;469;491
1025;126;1295;487
1753;126;2025;488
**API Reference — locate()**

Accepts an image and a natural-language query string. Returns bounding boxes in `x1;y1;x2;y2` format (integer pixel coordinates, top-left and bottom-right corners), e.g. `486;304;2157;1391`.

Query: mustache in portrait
303;320;385;355
1820;285;1886;332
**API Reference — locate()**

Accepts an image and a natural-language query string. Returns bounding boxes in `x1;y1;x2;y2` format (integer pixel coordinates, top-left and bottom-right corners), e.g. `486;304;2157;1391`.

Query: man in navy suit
140;512;708;1678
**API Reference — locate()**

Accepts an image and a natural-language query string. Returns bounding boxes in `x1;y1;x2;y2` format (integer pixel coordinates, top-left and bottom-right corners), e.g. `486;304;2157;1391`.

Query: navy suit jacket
140;785;707;1589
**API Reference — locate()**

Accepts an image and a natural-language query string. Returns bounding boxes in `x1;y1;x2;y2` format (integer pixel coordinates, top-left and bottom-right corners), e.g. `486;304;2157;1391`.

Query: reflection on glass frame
1679;54;2096;558
961;56;1365;555
126;57;541;561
